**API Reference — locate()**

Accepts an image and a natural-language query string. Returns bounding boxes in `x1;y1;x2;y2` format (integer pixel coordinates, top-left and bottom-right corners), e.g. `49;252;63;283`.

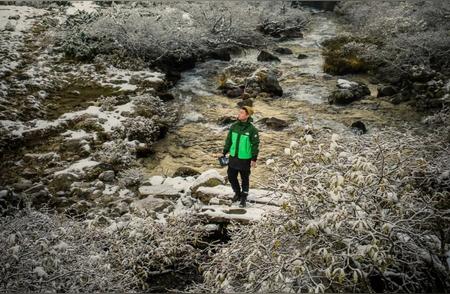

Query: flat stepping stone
197;204;280;224
138;184;181;199
195;185;290;206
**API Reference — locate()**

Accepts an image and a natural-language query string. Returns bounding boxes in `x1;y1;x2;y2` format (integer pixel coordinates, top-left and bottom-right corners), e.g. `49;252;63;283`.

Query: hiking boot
239;192;248;208
232;192;241;202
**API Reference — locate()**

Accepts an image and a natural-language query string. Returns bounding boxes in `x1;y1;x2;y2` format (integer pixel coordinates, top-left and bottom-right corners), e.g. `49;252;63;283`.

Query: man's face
237;108;249;121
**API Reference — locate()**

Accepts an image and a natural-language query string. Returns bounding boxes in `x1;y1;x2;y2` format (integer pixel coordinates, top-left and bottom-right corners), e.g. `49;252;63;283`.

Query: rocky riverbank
1;1;449;293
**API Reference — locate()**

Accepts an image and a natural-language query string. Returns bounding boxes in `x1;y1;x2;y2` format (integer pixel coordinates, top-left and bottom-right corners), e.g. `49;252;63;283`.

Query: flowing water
143;12;423;186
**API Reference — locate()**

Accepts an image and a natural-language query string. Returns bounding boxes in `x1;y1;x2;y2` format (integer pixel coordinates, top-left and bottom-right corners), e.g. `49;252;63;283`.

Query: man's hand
251;160;257;168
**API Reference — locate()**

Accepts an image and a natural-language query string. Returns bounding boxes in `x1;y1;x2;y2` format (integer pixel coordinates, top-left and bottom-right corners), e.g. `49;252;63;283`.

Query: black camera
218;155;229;167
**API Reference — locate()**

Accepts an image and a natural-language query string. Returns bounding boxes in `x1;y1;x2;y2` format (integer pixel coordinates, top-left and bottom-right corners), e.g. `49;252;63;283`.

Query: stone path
132;169;290;224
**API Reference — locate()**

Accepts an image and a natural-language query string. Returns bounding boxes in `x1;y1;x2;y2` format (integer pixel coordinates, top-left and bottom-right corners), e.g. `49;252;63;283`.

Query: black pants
227;166;250;195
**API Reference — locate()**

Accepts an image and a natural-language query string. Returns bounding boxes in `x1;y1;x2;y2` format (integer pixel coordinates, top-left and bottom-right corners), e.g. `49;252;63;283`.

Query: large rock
350;121;367;135
142;175;165;186
246;68;283;97
162;176;192;192
190;169;225;194
258;117;289;130
377;85;398;97
138;184;181;199
130;195;171;214
197;204;280;224
328;79;370;105
173;166;201;177
49;172;80;192
195;185;290;206
218;79;244;98
257;50;281;62
98;170;115;183
12;179;33;192
274;47;293;55
208;48;231;61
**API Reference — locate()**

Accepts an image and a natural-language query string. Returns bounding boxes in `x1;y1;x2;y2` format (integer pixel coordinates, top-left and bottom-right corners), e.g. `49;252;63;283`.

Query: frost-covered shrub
99;95;119;111
0;209;207;292
117;168;144;188
4;21;15;32
123;116;160;145
131;94;177;132
422;106;450;142
59;2;309;64
132;94;166;118
92;139;137;169
328;0;450;77
191;127;450;293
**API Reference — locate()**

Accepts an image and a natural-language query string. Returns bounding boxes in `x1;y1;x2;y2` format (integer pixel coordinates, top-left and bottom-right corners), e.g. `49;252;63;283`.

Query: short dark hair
241;107;249;115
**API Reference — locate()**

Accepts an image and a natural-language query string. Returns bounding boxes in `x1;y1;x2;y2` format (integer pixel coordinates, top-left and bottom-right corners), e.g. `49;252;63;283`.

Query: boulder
258;117;289;130
98;170;115;183
226;87;245;98
208;48;231;61
328;79;370;105
162;176;192;192
377;85;398;97
12;179;33;192
195;185;290;206
218;79;244;98
246;68;283;97
274;47;293;55
30;190;52;207
197;204;280;224
138;184;181;199
157;92;175;102
142;175;165;186
173;166;201;177
350;121;367;135
130;195;171;214
190;169;225;194
257;50;281;62
49;172;80;192
261;71;283;97
297;53;308;59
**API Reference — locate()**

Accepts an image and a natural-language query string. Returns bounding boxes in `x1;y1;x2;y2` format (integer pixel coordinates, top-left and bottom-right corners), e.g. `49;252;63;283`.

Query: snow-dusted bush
92;139;137;169
60;2;309;64
132;94;167;119
191;127;450;293
0;208;207;292
99;95;119;111
422;106;450;142
329;0;450;77
117;167;144;188
123;116;161;145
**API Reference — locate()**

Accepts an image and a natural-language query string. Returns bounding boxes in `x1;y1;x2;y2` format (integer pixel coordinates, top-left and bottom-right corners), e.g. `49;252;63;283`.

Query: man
222;106;259;207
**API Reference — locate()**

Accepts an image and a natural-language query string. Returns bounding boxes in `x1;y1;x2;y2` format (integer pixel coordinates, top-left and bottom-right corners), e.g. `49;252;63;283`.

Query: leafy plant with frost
190;126;450;293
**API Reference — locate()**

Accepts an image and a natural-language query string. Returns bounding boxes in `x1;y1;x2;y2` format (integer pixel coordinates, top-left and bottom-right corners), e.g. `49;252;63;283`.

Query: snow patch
66;1;100;16
54;157;100;176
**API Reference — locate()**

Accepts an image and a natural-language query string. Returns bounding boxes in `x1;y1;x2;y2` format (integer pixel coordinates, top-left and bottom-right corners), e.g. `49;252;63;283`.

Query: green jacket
223;117;259;161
